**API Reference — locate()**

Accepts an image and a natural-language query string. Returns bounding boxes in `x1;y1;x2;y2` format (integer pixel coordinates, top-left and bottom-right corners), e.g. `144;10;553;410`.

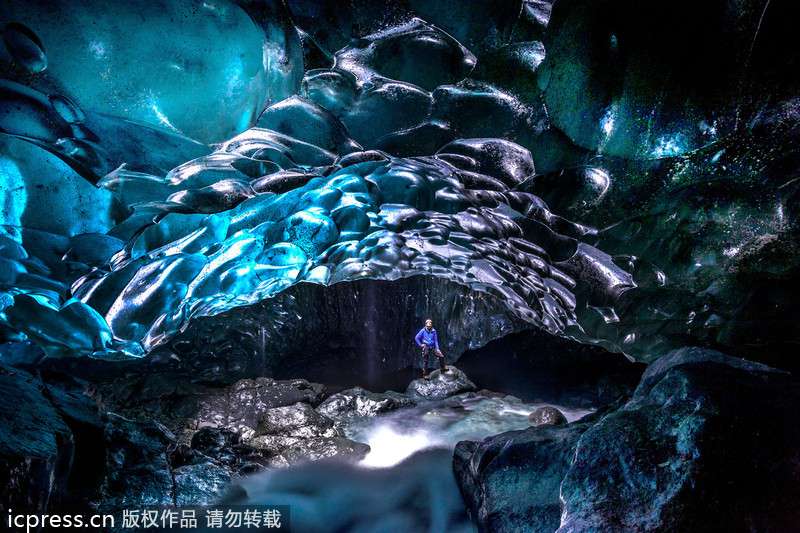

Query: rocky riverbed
4;347;799;532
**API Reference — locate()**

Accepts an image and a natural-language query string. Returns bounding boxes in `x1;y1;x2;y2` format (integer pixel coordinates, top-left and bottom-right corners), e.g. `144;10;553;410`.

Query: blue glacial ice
1;0;303;144
2;0;800;370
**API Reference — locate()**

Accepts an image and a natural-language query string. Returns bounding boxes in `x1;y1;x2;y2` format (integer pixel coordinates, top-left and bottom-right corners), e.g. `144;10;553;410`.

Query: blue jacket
415;327;439;349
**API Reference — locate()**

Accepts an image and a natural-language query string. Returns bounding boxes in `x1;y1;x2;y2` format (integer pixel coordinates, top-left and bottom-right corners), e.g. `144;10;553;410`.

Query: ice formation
2;0;800;370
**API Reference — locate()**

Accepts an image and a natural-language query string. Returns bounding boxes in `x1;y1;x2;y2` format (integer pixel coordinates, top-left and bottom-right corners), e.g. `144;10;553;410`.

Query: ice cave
2;0;800;531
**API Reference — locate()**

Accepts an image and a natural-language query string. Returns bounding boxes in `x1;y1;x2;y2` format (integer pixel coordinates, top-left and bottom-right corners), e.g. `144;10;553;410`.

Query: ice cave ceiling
1;0;800;372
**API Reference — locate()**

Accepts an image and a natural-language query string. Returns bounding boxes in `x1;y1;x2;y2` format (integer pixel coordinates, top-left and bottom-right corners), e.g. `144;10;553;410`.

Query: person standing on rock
415;319;448;380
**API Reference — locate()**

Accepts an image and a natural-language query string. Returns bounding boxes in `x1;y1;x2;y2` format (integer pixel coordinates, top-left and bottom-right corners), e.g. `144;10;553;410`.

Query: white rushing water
345;393;594;467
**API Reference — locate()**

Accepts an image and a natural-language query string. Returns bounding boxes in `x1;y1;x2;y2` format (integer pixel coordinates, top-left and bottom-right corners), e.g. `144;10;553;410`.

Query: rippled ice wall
2;0;800;369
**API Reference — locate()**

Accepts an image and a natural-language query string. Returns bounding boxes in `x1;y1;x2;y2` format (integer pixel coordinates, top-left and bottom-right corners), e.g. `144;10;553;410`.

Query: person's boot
423;374;430;380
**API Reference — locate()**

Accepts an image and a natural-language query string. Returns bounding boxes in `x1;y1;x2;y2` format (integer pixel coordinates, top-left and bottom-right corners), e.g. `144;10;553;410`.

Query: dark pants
420;345;446;376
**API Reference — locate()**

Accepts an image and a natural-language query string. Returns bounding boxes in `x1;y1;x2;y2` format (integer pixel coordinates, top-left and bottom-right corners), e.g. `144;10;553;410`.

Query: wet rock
316;386;416;421
267;437;370;467
173;462;233;506
190;428;242;466
454;423;592;533
0;363;73;514
158;398;374;469
100;413;176;508
186;427;269;475
456;347;800;533
255;402;338;439
238;402;371;467
100;414;266;510
41;373;107;504
406;365;476;401
92;374;327;440
559;347;800;532
528;406;567;426
476;389;507;399
181;379;326;438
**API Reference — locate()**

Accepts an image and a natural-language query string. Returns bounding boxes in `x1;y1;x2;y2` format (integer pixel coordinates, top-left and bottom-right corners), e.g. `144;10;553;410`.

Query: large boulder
316;386;416;421
454;423;591;533
255;402;338;439
528;406;567;427
246;402;370;467
559;347;800;532
0;363;108;514
406;365;476;401
454;347;800;532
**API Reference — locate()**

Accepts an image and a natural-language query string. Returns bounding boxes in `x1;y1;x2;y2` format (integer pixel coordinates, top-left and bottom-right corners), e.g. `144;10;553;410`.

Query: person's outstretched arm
415;328;424;346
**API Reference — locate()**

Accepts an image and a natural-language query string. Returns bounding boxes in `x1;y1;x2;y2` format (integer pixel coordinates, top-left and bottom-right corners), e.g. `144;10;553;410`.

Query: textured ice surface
3;0;800;368
65;135;613;358
0;0;303;144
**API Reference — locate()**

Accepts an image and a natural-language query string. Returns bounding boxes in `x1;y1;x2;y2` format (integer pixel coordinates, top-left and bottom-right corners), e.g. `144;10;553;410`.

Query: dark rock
173;462;233;506
255;402;338;439
455;347;800;532
190;428;242;466
41;373;106;504
558;347;800;532
0;364;109;514
316;386;416;421
100;413;176;508
476;389;507;399
0;363;73;514
454;423;590;533
406;366;476;401
167;442;196;469
99;413;261;510
180;378;326;438
237;402;369;467
528;406;567;426
91;374;327;441
267;437;370;467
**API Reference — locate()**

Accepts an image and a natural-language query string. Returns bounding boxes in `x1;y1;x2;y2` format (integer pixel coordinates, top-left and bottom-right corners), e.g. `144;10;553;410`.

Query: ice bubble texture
69;134;618;357
2;0;800;369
